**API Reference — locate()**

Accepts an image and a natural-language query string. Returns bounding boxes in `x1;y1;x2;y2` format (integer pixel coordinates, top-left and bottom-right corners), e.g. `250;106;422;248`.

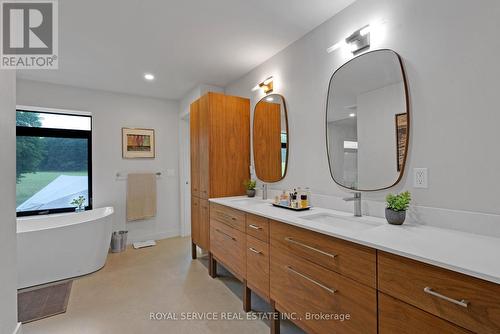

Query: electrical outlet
413;168;428;188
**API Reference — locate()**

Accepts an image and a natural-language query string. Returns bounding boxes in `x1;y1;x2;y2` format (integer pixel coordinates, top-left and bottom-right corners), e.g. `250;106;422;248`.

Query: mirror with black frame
326;49;409;191
253;94;289;183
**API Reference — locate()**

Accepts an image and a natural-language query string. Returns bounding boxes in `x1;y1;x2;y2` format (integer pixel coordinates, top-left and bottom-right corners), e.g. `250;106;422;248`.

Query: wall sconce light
252;76;274;94
346;25;370;55
327;20;386;55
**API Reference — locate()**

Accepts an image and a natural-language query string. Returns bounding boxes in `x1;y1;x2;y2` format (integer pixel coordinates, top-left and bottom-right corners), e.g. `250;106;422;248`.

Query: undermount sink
299;212;382;232
229;198;265;206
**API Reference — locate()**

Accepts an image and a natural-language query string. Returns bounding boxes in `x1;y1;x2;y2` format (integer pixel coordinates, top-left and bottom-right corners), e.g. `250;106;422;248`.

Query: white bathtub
17;207;114;289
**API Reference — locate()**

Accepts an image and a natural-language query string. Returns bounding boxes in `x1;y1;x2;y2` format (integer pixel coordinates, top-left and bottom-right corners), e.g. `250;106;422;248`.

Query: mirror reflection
253;94;288;182
326;49;409;191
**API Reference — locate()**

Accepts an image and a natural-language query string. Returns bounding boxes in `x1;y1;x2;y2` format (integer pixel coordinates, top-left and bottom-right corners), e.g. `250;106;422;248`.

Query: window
16;109;92;216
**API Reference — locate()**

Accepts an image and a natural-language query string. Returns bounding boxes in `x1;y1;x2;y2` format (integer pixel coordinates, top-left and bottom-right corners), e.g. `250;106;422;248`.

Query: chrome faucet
343;192;362;217
262;183;268;200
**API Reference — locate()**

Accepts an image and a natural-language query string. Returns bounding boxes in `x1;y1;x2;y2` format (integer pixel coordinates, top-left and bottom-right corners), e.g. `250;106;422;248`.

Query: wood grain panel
209;203;246;232
198;199;210;250
253;101;282;182
378;251;500;334
199;94;210;199
209;93;250;198
210;219;246;279
270;220;376;288
246;235;270;300
246;214;269;243
191;196;200;245
379;293;472;334
270;247;377;334
189;101;200;197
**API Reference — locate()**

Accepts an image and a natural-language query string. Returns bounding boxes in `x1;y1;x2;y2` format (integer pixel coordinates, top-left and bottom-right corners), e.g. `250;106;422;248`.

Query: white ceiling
17;0;356;100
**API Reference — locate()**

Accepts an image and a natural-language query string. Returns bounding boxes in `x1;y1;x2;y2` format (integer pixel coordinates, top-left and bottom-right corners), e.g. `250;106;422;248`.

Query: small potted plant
243;179;257;198
385;191;411;225
71;196;86;212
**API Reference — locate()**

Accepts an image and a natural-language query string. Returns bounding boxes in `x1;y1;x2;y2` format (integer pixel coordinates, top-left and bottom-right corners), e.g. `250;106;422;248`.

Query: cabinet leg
209;253;217;278
243;280;251;312
270;300;280;334
191;242;197;260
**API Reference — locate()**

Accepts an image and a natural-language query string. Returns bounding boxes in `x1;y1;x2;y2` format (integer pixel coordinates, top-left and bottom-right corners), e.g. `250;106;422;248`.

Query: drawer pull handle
215;229;236;241
249;247;262;255
287;266;336;294
285;237;337;259
423;287;469;308
248;224;262;230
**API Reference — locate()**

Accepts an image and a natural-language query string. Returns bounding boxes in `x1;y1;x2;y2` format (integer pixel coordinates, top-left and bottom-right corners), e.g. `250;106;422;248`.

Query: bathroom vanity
208;197;500;334
195;49;500;334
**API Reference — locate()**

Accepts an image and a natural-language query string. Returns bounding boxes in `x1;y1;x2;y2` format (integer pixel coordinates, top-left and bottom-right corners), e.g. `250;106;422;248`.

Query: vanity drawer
270;247;377;334
210;220;246;279
378;252;500;334
246;214;269;242
246;235;269;299
210;203;246;232
379;293;472;334
270;221;376;288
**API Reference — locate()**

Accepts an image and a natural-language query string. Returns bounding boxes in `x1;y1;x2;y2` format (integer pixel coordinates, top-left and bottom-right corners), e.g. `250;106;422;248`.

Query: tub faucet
262;183;268;200
343;192;362;217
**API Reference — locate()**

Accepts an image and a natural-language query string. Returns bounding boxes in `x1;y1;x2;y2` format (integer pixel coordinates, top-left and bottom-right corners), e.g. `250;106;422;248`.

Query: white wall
17;79;180;243
0;71;18;334
225;0;500;216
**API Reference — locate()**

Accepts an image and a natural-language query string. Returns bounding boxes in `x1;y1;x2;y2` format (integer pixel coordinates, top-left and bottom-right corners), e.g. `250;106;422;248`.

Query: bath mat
17;280;73;324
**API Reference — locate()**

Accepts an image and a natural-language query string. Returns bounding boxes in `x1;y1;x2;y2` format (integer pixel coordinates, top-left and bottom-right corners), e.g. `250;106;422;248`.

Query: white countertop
210;196;500;285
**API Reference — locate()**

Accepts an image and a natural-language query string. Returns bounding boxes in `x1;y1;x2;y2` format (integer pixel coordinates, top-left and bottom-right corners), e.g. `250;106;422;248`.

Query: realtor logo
1;0;58;69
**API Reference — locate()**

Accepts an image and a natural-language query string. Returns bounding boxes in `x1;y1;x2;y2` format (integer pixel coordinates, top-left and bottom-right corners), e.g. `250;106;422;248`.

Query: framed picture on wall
122;128;155;158
395;113;407;172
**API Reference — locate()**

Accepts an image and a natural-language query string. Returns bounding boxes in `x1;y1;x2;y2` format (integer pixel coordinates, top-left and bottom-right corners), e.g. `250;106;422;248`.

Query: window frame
16;109;93;217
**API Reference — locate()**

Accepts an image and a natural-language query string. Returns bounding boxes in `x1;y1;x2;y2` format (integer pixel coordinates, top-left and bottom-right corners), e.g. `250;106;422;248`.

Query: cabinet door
198;199;210;250
191;196;200;245
190;100;200;197
209;93;250;198
246;235;269;300
199;94;210;199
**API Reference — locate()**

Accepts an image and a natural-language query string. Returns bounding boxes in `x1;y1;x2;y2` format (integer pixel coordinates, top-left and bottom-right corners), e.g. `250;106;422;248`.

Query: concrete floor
23;237;303;334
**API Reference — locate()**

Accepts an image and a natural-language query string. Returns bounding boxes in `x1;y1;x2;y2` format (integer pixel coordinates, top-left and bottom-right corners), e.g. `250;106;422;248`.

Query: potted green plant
385;191;411;225
243;179;257;198
71;196;86;212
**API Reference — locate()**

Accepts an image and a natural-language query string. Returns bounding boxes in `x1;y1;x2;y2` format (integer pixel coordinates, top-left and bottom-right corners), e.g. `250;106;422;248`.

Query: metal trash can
119;230;128;251
110;231;128;253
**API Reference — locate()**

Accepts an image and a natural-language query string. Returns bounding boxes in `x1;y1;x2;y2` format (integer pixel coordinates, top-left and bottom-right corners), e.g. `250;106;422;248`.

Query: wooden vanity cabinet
270;220;377;334
246;214;271;301
378;251;500;334
208;203;500;334
190;93;250;258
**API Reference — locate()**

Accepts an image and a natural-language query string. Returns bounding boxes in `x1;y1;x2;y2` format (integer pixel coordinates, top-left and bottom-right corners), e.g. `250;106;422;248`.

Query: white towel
126;173;157;221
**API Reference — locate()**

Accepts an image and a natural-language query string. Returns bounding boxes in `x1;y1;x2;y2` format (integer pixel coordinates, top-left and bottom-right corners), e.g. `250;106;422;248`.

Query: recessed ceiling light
349;113;356;117
144;73;155;81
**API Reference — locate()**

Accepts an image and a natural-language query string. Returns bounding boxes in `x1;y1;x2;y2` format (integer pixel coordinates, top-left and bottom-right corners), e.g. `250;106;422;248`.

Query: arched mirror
253;94;289;182
326;49;409;191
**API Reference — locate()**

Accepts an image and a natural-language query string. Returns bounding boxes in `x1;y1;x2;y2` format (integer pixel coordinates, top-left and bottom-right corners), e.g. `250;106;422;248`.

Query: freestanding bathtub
17;207;114;289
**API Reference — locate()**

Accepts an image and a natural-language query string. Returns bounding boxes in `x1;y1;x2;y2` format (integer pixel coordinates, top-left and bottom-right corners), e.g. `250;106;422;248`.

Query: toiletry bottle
305;187;312;207
301;194;308;208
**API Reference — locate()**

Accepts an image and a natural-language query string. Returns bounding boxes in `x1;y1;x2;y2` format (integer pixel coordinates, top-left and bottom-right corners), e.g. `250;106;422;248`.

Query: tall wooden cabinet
190;92;250;259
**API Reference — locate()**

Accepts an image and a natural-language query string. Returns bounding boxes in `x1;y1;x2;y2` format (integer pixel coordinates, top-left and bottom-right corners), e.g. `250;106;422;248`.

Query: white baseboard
13;322;22;334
